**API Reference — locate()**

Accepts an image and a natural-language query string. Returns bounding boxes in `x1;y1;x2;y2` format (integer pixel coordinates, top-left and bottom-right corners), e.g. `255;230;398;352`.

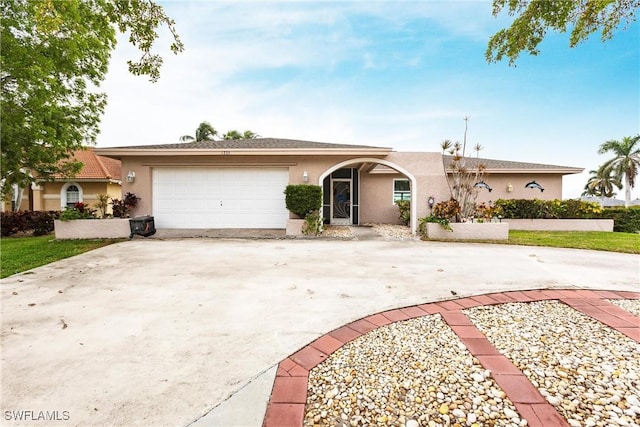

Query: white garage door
152;167;289;229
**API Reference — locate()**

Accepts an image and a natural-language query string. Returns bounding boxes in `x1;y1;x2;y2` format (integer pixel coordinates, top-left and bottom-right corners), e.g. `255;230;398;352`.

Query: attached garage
152;167;289;229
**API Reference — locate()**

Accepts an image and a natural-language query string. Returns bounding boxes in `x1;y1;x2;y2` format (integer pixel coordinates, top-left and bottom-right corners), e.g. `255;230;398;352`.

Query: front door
331;179;351;225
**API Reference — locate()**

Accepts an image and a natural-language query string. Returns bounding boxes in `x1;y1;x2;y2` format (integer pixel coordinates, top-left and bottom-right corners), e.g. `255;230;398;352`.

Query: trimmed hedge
494;199;602;219
1;211;60;237
493;199;640;233
284;184;322;218
599;207;640;233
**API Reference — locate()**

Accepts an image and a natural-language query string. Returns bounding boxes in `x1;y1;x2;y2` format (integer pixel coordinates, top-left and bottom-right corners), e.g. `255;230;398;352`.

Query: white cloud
95;1;639;200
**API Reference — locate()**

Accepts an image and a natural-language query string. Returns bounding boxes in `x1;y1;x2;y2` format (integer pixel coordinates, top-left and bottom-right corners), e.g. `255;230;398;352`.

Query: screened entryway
322;168;359;226
319;158;418;234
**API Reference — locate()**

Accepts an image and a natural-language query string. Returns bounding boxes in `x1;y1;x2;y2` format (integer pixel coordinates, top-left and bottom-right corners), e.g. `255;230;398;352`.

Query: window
393;179;410;202
66;185;80;207
61;182;82;208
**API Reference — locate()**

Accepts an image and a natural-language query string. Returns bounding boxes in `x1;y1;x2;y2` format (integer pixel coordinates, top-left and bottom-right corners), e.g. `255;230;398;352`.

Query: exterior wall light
126;171;136;183
302;170;309;182
428;196;435;209
506;183;513;192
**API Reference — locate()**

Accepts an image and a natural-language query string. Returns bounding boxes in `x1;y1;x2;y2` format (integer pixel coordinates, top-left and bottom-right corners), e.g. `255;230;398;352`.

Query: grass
1;235;121;278
506;230;640;254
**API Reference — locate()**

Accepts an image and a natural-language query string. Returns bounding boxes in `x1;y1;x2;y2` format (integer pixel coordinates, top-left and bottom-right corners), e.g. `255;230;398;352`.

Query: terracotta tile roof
443;155;582;172
114;137;390;150
52;148;121;180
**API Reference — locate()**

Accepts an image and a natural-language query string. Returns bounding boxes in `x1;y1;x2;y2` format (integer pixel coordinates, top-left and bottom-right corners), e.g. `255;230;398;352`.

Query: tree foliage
223;130;259;140
180;123;260;141
582;166;622;201
486;0;640;65
1;0;183;195
284;184;322;218
597;135;640;207
180;121;218;142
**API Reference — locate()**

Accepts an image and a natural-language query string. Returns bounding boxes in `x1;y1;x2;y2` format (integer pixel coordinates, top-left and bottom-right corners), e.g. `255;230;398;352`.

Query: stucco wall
382;152;451;221
473;174;563;204
424;222;509;240
504;219;614;232
118;154;389;218
114;151;573;231
40;181;118;212
54;219;130;239
359;174;403;224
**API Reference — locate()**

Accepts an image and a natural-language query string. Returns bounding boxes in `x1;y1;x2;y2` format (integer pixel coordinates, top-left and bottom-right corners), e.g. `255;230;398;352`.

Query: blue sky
97;1;640;199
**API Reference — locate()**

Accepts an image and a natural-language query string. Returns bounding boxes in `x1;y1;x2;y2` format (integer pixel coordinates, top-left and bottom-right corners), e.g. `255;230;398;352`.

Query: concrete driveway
1;239;638;426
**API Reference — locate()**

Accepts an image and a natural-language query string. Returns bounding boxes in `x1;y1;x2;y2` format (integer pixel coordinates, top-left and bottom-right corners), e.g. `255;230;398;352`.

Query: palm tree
242;130;259;139
180;121;218;142
222;129;259;140
598;135;640;207
582;166;622;206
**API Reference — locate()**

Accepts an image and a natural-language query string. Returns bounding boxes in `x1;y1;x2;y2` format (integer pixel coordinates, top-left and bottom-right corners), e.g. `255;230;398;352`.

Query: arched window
61;182;83;208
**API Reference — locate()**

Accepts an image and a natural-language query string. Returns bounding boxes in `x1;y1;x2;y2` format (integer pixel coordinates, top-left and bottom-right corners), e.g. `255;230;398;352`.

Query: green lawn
1;235;121;278
507;230;640;254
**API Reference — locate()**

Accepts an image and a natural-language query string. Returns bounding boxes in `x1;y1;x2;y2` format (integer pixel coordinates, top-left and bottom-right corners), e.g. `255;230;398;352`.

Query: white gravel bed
464;301;640;427
304;315;524;427
608;299;640;317
367;223;415;240
321;226;355;238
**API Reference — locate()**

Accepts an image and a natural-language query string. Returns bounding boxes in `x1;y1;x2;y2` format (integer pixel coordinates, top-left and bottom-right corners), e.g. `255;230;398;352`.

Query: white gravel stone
320;225;354;239
366;223;416;240
304;314;520;426
464;301;640;427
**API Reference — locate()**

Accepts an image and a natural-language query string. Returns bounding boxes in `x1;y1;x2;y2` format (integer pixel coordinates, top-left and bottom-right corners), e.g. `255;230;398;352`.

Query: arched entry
319;158;418;234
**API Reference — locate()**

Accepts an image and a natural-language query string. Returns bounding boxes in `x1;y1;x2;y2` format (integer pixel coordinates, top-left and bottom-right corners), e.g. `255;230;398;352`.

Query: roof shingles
114;137;390;150
443;155;581;171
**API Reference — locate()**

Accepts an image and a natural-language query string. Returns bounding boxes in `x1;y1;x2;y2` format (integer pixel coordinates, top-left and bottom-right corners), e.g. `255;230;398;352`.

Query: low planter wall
54;219;130;239
286;219;305;236
424;222;509;240
504;219;614;232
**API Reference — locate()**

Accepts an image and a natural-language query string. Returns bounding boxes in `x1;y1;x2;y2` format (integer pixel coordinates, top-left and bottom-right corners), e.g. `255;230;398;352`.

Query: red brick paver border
263;289;640;427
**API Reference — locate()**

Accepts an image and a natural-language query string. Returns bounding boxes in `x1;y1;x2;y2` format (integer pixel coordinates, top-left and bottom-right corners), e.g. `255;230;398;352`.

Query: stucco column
31;184;43;211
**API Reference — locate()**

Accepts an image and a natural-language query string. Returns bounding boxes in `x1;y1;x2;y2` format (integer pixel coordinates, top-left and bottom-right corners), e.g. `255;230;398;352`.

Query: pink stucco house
95;138;582;233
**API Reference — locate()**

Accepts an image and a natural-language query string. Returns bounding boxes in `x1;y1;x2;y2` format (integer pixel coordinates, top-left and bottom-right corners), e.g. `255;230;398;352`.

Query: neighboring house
95;138;583;233
5;148;122;214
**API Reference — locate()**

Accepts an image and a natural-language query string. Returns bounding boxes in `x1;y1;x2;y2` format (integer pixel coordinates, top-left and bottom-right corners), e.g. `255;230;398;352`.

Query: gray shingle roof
443;155;581;171
115;137;390;150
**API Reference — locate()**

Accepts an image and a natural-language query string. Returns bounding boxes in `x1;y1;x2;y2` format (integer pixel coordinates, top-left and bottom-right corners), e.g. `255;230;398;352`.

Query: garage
152;167;290;229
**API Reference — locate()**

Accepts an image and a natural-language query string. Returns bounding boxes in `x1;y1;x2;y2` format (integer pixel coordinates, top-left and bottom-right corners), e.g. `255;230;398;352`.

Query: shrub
474;202;503;221
30;211;59;236
418;215;452;236
494;199;601;219
1;211;59;236
60;202;97;221
111;192;140;218
600;207;640;233
302;210;324;236
284;184;322;218
432;198;460;221
395;200;410;226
